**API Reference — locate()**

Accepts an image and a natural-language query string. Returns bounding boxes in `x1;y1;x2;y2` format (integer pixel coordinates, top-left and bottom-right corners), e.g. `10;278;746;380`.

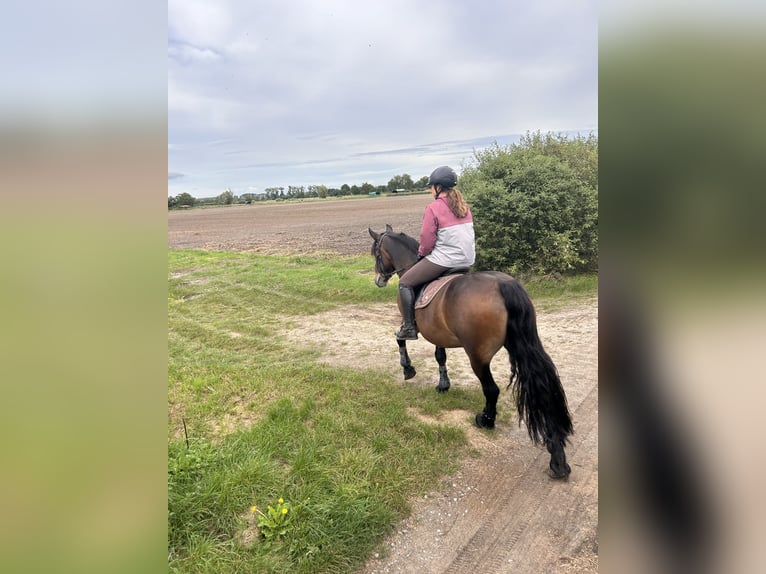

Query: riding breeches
399;258;450;289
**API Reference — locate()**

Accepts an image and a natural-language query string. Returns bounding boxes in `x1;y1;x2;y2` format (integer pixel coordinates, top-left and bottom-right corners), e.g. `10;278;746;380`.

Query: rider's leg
396;259;449;340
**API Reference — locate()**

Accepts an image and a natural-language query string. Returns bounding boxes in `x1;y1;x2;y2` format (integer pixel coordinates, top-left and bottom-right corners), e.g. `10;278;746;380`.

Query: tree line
168;174;429;209
168;131;598;276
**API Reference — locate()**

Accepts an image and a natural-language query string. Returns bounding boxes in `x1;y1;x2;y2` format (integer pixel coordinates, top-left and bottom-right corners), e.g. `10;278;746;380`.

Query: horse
368;224;574;479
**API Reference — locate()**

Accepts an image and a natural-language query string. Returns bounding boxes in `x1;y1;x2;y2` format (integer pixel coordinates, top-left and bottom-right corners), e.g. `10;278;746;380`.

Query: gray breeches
399;258;449;289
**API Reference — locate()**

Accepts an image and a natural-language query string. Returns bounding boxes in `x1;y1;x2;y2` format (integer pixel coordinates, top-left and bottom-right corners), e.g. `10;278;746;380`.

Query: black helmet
428;166;458;188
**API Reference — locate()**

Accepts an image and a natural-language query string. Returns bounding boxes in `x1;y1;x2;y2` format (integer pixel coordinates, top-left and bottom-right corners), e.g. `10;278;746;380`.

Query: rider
395;165;476;340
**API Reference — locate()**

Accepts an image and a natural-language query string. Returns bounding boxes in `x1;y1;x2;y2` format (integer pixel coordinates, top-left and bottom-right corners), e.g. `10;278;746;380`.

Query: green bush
461;132;598;275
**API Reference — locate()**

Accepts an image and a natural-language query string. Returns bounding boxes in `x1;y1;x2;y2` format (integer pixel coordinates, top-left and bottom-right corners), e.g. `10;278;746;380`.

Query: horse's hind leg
397;339;416;380
545;423;572;479
434;346;450;392
471;359;499;429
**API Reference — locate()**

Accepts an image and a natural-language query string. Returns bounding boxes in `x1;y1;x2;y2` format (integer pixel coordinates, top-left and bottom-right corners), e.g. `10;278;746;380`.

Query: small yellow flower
282;507;288;515
250;505;257;514
278;498;284;504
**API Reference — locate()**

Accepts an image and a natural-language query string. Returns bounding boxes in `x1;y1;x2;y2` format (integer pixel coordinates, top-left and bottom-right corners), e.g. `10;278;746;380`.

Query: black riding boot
395;285;419;340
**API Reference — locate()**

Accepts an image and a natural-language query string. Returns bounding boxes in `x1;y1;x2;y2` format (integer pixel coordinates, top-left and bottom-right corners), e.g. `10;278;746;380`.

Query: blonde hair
444;187;469;218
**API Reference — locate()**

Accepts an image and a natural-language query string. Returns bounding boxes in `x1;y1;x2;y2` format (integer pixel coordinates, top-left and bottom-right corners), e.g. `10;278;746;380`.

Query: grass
520;273;598;311
168;250;597;572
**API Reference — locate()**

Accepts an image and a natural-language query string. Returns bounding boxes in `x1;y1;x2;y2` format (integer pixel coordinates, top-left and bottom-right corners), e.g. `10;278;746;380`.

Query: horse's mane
390;232;419;253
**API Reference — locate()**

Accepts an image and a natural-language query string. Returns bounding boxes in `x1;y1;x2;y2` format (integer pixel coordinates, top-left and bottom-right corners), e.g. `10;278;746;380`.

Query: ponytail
445;188;469;218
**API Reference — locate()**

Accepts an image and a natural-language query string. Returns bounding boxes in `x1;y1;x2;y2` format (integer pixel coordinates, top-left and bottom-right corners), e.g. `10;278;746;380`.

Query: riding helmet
428;166;458;188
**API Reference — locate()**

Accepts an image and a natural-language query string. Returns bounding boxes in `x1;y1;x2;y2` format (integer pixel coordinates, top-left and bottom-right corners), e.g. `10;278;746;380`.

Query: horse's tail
500;279;573;445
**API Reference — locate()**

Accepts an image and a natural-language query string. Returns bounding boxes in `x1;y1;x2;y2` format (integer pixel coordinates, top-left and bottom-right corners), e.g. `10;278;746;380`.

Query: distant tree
217;189;236;205
347;185;357;196
340;183;350;195
387;173;414;192
168;195;178;209
201;196;220;206
360;182;375;195
175;192;196;207
415;176;429;189
287;185;305;199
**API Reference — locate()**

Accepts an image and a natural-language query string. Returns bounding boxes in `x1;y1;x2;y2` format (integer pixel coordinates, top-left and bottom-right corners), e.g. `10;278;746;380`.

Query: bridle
373;232;411;281
373;232;396;282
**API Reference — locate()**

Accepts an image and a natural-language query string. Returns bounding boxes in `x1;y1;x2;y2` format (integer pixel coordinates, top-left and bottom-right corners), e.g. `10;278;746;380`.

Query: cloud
168;172;185;180
168;1;597;196
167;42;222;65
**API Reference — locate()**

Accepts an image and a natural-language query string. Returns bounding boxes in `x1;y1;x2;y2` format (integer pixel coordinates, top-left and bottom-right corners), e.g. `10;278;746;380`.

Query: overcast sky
168;1;598;198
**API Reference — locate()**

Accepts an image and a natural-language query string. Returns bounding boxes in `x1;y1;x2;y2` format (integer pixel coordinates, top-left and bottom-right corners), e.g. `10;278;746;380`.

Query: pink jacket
418;196;475;267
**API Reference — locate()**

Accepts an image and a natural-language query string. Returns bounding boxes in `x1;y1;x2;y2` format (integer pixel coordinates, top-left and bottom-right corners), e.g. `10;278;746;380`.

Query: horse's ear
368;227;380;241
385;223;393;233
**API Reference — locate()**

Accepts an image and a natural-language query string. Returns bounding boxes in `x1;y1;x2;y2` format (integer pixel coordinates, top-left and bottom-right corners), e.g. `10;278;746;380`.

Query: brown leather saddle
414;268;469;309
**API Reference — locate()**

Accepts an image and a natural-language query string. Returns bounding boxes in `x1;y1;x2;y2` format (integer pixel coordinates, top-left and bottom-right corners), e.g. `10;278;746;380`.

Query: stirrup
395;324;419;340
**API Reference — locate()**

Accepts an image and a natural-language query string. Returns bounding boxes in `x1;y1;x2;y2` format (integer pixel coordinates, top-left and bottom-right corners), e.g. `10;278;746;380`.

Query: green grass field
168;250;596;573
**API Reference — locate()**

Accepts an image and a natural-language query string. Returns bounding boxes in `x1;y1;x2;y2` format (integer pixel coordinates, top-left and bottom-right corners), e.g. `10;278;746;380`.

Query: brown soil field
168;196;598;573
168;194;433;255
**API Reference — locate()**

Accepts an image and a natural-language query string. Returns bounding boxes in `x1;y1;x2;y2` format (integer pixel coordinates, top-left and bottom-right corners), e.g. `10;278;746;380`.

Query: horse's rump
416;272;510;351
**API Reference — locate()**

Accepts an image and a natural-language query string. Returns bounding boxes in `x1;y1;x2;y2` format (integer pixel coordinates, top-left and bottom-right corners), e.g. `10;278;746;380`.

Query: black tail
500;279;574;445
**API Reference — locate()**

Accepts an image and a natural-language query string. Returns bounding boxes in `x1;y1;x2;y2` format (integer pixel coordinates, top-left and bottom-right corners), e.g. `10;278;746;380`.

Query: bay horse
368;224;573;478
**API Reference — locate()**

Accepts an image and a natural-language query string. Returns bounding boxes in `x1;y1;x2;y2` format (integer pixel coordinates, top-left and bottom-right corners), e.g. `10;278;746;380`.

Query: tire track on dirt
362;378;597;574
283;299;598;574
441;384;597;574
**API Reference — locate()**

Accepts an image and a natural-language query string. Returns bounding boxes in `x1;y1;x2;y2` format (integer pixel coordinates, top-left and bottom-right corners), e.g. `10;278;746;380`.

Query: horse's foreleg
397;339;416;380
472;363;499;429
434;346;450;393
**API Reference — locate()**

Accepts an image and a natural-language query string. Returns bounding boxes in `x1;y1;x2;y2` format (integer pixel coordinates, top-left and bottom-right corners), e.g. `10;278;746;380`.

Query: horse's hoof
548;463;571;480
475;412;495;429
435;384;450;393
403;367;416;380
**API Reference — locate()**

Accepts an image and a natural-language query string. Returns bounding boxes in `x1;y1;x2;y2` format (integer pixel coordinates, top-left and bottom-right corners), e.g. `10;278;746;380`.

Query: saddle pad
415;274;462;309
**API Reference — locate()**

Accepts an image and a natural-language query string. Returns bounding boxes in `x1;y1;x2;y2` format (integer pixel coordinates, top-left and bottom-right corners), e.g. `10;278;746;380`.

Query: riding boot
395;285;419;340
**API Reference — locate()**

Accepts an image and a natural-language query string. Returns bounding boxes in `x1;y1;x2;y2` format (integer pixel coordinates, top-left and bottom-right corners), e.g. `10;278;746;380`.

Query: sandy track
284;301;598;574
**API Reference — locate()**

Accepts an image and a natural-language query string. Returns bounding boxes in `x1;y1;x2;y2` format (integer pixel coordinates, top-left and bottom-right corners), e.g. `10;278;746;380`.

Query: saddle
414;268;469;309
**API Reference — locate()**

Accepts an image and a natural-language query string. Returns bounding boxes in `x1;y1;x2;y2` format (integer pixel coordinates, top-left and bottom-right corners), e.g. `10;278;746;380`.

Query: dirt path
169;199;598;573
285;300;598;574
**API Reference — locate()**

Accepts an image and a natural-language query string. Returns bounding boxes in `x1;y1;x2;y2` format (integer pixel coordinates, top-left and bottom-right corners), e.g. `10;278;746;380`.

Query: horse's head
368;224;396;287
368;224;419;288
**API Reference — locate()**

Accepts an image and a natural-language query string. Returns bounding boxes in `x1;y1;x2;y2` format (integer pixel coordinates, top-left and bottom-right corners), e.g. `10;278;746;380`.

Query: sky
168;1;598;198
